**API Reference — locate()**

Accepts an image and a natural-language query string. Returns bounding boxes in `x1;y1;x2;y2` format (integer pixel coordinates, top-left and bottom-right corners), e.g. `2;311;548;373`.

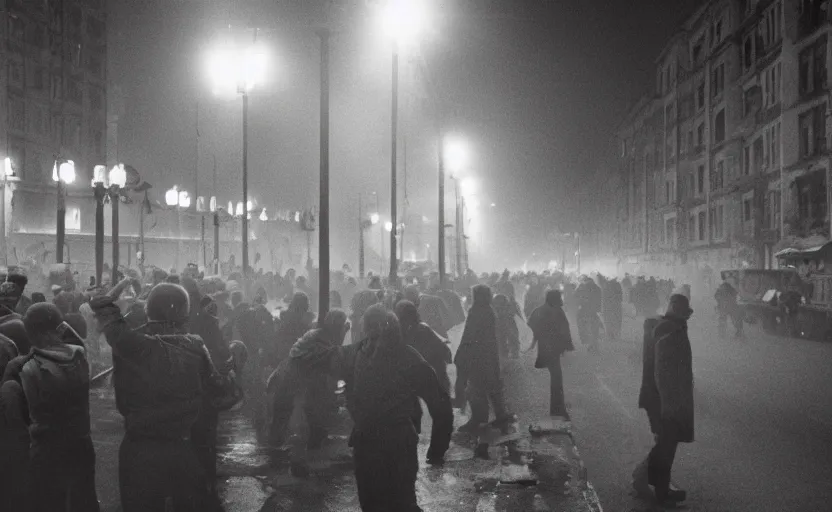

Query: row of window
7;60;104;109
8;0;105;42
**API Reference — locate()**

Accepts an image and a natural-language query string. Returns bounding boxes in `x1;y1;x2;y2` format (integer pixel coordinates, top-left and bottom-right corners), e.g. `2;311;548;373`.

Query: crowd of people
0;259;707;511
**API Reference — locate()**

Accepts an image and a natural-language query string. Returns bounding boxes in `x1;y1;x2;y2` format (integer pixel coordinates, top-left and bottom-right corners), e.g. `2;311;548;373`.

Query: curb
527;418;604;512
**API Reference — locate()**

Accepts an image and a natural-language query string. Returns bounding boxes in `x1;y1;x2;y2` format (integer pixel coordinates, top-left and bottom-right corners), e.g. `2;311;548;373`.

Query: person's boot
655;487;687;506
473;443;490;459
459;399;488;433
631;459;653;499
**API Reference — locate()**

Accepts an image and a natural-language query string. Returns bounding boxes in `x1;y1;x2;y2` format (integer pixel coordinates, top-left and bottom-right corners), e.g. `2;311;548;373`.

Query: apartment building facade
0;0;108;259
611;0;832;288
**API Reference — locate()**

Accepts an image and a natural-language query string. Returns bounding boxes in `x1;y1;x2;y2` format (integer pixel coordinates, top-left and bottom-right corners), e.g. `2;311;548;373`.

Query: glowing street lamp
385;221;394;232
370;213;380;225
166;186;191;272
380;0;429;284
108;164;127;285
206;33;269;275
52;159;75;264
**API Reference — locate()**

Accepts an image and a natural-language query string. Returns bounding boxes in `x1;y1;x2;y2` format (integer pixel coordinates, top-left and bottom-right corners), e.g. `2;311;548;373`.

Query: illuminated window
65;207;81;232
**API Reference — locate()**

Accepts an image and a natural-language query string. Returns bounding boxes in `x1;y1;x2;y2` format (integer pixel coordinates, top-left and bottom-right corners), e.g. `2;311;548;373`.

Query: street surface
89;320;598;512
563;308;832;511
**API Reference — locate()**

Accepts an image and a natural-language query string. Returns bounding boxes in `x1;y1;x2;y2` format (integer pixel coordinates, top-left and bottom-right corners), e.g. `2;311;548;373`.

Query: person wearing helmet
89;279;226;511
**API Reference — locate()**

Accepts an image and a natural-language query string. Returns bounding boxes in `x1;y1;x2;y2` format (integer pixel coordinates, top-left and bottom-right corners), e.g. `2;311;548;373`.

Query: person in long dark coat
454;285;513;435
527;290;574;418
603;278;623;340
395;300;452;394
274;292;314;364
633;294;693;507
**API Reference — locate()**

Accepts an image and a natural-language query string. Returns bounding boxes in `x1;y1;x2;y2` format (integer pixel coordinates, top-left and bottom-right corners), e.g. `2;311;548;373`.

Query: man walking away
633;294;693;507
527;290;574;419
3;302;99;511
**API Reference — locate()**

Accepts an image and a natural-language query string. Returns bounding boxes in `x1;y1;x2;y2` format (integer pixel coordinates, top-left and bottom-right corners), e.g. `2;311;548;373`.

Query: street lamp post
0;157;15;266
206;33;268;277
91;166;107;286
210;196;220;275
166;186;191;273
318;27;331;317
52;160;76;264
382;0;426;287
109;164;127;285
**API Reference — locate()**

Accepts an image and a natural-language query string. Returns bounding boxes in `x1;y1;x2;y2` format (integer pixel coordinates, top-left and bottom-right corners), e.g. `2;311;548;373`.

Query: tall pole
213;212;220;275
438;129;446;284
318;28;331;318
241;92;250;275
196;101;206;269
56;181;65;263
454;179;462;278
389;48;399;286
359;193;365;279
138;193;145;279
111;191;119;285
94;186;105;285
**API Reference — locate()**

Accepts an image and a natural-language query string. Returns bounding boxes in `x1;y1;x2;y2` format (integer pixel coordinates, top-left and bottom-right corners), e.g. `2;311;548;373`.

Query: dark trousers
352;426;422;512
547;359;567;416
645;409;679;500
119;435;207;512
28;436;100;512
468;378;509;424
453;365;469;408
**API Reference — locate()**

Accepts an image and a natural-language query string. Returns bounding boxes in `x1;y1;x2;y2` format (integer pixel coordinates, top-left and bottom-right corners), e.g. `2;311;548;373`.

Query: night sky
109;0;702;270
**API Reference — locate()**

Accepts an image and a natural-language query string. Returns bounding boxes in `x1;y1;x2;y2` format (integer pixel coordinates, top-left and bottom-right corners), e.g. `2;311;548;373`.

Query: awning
774;242;832;259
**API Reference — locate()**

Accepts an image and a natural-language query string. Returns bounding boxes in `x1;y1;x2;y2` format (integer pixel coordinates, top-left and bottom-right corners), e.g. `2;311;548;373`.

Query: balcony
798;2;831;41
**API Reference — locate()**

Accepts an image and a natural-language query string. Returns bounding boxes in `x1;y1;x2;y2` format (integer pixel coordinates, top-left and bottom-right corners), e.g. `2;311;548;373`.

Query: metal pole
213;212;220;275
455;179;462;278
389;48;399;286
0;178;6;267
111;191;119;285
176;208;182;273
242;92;250;275
94;186;104;286
56;181;65;263
359;193;365;279
438;129;446;285
138;193;145;280
318;28;331;317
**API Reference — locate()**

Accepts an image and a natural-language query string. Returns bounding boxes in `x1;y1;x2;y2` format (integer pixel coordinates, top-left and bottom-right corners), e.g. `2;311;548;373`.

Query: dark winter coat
527;303;574;368
653;315;694;443
638;317;662;414
455;287;501;393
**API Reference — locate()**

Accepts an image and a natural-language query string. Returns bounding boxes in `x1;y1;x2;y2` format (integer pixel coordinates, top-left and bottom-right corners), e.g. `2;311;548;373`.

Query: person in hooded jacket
294;305;451;511
350;289;382;344
454;285;514;436
267;310;350;476
527;290;574;418
632;294;693;507
2;303;99;511
395;300;452;393
90;279;228;511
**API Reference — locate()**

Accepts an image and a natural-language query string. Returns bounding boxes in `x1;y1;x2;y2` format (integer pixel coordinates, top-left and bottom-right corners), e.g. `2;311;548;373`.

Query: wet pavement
564;308;832;512
90;321;602;511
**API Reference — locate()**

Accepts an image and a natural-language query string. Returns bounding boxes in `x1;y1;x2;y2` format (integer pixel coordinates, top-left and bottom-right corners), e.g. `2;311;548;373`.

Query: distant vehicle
728;240;832;341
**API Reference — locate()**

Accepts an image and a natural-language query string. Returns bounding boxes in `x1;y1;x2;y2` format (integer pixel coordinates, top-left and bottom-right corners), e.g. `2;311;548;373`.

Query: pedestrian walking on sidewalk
526;289;574;419
633;294;694;507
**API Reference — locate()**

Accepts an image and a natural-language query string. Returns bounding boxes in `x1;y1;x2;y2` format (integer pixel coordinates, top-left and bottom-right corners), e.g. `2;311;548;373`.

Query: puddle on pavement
220;476;271;512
